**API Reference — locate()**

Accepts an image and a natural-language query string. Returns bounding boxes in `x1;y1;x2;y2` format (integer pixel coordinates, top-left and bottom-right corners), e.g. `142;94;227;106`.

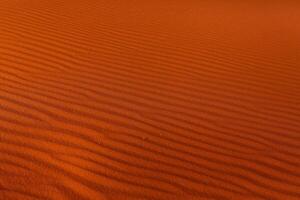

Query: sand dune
1;0;300;199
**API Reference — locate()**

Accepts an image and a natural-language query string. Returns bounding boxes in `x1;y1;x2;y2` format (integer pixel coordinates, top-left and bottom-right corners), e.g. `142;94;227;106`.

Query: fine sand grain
1;1;300;199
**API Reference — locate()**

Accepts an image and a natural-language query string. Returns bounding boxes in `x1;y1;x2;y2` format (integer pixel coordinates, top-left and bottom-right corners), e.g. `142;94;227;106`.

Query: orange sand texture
1;1;300;200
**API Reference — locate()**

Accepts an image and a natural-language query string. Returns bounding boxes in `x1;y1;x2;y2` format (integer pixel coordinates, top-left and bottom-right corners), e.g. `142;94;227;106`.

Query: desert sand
1;0;300;199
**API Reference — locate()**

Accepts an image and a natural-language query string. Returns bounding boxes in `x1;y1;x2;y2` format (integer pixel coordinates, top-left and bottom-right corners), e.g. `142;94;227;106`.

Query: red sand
1;1;300;199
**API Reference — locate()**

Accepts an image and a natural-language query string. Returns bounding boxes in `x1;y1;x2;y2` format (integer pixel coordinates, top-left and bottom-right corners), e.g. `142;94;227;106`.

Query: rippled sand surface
1;1;300;199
